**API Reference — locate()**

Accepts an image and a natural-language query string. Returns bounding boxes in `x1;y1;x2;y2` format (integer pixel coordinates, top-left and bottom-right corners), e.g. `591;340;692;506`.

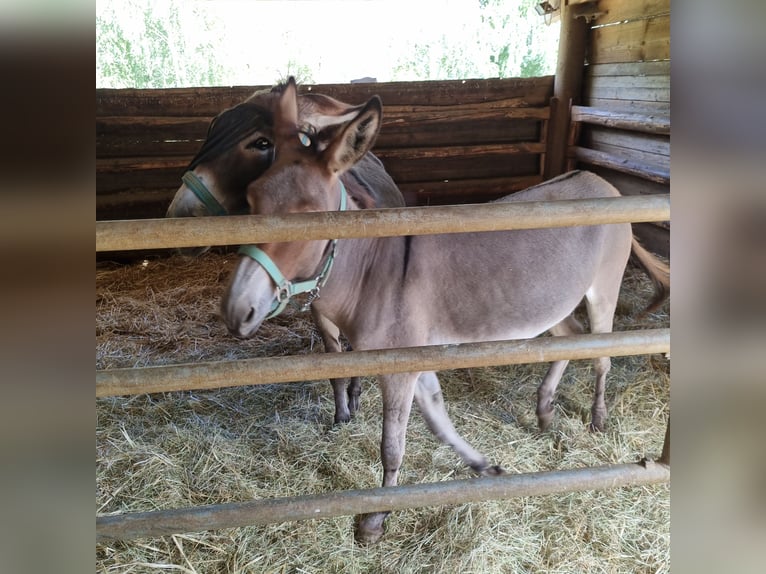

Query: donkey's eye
246;137;272;150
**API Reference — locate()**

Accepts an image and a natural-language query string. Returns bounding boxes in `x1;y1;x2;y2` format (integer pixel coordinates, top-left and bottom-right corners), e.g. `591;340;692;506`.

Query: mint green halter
237;182;348;319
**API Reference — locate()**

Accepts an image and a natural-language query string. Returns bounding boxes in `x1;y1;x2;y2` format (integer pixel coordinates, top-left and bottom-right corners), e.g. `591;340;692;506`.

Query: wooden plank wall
97;78;553;221
578;0;670;255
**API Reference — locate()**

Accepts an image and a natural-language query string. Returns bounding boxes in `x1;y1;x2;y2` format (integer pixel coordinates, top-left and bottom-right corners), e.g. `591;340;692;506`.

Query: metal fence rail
98;461;670;542
97;329;669;397
96;194;670;252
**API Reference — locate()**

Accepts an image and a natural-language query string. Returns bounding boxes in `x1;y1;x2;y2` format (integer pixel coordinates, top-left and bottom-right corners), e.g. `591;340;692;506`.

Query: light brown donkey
221;78;669;544
166;85;405;424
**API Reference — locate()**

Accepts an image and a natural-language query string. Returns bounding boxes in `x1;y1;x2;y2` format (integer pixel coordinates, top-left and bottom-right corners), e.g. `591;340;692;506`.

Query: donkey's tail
631;237;670;315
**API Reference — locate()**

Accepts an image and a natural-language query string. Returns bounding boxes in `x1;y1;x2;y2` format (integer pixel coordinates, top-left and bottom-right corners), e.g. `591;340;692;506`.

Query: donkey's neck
312;232;409;349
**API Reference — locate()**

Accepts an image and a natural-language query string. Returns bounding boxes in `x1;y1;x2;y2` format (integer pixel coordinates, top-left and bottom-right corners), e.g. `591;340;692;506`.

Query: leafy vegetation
96;0;559;88
96;0;228;88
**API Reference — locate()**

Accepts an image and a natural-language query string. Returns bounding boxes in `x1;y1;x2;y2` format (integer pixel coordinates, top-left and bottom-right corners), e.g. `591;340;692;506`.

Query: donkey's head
167;91;278;221
166;84;377;256
221;77;382;338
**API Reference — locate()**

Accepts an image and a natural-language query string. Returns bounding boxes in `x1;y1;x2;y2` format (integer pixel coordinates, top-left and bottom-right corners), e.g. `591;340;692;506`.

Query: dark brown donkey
221;78;669;544
166;85;405;424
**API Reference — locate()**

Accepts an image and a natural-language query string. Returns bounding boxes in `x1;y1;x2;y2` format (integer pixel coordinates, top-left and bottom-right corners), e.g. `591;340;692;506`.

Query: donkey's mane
187;100;274;170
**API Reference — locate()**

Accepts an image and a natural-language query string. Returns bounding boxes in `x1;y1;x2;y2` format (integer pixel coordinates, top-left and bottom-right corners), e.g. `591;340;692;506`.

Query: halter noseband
237;182;348;320
182;145;276;217
181;171;228;216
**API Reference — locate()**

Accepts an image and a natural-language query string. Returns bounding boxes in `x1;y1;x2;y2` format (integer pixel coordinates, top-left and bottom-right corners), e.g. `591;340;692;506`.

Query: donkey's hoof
537;414;554;432
536;405;555;432
354;515;386;546
354;513;387;545
472;463;505;476
334;413;352;425
354;526;384;545
588;420;605;433
484;464;506;476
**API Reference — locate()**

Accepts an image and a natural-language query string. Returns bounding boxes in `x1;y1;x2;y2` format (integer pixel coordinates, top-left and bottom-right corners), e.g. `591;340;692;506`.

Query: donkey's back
390;170;632;346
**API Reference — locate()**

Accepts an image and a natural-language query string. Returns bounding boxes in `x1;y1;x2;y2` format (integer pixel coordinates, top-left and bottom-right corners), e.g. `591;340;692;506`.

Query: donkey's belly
411;226;610;345
426;288;583;345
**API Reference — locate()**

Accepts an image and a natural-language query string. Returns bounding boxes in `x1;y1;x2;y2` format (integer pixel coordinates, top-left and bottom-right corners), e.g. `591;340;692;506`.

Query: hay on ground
97;251;669;573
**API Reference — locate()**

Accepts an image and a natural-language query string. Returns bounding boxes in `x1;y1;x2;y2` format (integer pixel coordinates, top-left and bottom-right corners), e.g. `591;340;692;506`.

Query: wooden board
593;0;670;26
589;15;670;64
582;126;669;158
96;142;544;194
376;144;543;183
583;61;670;112
97;104;547;159
584;98;670;113
584;75;669;102
96;78;554;220
585;61;670;77
96;77;554;117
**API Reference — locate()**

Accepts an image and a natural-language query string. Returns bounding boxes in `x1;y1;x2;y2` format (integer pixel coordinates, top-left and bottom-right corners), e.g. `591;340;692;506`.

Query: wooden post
659;418;670;465
544;1;593;179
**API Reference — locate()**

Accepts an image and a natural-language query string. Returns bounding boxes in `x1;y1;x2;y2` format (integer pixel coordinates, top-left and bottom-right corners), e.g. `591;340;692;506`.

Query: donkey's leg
355;373;419;544
583;292;619;432
584;280;622;432
536;315;585;430
414;371;503;475
310;307;360;424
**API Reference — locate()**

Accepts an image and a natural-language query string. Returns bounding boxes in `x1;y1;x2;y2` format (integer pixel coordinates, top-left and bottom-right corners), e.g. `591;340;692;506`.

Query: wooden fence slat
569;146;669;185
589;15;670;64
584;61;670;77
398;175;543;205
96;105;549;158
96;194;671;252
583;98;670;114
582;127;670;158
97;461;670;542
593;0;670;26
96;77;555;116
571;106;669;135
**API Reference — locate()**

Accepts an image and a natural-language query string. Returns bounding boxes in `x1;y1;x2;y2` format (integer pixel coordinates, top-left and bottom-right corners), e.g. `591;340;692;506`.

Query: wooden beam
96;77;554;117
569;146;670;184
96;194;671;252
659;418;670;465
544;2;592;178
571;105;669;135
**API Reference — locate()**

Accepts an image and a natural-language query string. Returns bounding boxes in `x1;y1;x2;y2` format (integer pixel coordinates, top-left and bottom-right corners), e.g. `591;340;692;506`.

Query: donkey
165;85;405;424
221;78;669;543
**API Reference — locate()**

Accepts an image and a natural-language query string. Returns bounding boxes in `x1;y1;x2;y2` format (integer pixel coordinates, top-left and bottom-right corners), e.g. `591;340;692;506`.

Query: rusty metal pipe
97;460;670;542
96;195;670;252
97;329;669;398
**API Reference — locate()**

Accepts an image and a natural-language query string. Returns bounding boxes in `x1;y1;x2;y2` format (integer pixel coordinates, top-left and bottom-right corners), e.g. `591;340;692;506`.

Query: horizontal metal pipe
96;195;670;252
97;460;670;542
97;329;669;397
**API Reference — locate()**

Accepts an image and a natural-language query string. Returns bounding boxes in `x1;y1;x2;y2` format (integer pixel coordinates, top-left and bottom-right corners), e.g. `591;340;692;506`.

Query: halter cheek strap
237;182;348;320
182;171;228;216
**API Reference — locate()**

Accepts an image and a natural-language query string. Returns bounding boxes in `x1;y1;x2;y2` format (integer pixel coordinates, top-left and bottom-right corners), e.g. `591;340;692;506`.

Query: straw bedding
97;251;669;573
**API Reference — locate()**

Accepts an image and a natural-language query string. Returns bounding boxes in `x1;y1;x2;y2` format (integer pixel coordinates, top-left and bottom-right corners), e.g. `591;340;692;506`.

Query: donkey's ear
323;96;382;174
275;76;299;130
300;93;366;133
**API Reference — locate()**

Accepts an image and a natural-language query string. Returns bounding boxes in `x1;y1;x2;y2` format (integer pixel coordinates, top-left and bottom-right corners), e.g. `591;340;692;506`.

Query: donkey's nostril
245;306;255;324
